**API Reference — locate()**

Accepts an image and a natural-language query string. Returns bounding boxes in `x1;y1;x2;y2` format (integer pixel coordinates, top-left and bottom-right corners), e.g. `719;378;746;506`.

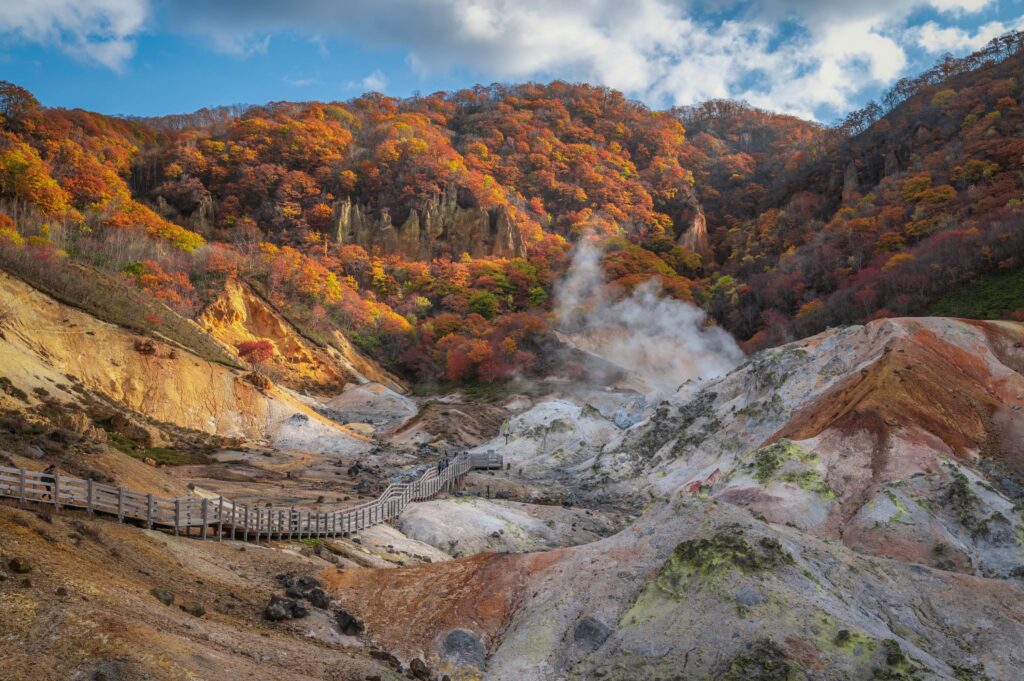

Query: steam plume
556;239;743;393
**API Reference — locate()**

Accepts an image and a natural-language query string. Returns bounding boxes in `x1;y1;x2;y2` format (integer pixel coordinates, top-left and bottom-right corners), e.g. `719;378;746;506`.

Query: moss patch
655;526;794;598
944;465;984;533
884;491;909;522
721;639;801;681
137;447;212;466
871;640;921;680
743;440;836;499
621;527;795;628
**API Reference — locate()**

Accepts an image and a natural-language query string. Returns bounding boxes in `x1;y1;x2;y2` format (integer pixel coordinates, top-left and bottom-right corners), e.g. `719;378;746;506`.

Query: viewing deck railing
0;450;501;542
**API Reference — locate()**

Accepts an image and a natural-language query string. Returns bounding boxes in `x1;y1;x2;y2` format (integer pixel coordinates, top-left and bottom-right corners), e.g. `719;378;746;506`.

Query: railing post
117;486;125;522
217;501;223;539
243;506;249;542
86;479;94;515
174;499;180;536
230;503;236;541
53;473;62;510
18;468;26;502
146;493;154;529
201;498;209;540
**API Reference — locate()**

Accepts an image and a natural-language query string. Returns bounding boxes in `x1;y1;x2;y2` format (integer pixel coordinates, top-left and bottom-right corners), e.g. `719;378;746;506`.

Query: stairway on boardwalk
0;452;502;542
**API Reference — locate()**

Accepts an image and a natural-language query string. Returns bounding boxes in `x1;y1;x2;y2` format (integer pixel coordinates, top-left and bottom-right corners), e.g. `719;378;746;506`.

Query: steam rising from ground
556;240;743;394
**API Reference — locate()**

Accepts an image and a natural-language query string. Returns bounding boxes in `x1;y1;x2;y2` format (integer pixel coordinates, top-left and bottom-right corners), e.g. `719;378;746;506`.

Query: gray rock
734;587;765;608
149;588;174;606
573;616;612;652
443;628;486;668
306;587;331;609
409;657;431;680
996;476;1022;499
296;575;322;591
369;649;401;670
335;609;365;636
264;596;303;622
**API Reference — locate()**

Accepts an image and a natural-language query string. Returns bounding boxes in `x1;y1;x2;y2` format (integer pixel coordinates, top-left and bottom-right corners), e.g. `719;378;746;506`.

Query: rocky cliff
197;277;406;395
335;184;526;259
674;186;713;263
0;271;369;452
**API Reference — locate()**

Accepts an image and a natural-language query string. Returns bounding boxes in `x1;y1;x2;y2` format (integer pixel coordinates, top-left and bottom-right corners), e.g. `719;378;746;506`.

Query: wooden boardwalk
0;452;502;542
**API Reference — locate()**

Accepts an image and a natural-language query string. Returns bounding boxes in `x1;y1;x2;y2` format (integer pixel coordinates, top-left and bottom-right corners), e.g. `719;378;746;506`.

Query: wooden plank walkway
0;451;502;542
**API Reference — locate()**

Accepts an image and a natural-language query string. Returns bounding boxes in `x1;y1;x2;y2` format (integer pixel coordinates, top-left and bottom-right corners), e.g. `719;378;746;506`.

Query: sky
1;0;1022;122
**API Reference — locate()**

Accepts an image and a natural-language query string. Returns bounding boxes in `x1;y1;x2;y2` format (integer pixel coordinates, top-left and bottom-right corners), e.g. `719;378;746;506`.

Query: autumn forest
2;31;1024;387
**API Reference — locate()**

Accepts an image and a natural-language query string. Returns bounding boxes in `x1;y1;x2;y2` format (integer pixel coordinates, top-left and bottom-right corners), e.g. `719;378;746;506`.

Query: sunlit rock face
334;184;526;259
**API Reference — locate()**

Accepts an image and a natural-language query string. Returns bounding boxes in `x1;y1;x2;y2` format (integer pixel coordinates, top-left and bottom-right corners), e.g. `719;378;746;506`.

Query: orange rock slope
197;277;406;396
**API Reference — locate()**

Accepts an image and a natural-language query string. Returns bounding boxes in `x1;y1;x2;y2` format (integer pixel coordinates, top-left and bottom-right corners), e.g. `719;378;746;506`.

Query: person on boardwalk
41;464;57;501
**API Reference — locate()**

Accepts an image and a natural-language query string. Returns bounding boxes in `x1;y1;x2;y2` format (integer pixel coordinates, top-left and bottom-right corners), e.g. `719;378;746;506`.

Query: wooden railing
0;451;500;542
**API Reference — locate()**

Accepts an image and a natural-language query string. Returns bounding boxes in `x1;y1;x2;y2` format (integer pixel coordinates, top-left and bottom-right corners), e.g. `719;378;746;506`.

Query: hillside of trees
1;30;1022;384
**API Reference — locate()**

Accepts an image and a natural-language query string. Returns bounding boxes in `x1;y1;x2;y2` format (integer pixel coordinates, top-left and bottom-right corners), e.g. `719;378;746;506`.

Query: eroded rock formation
334;184;526;259
674;187;713;264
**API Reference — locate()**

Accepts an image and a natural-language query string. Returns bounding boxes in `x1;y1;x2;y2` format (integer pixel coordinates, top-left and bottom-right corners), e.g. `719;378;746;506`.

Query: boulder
573;616;612;652
8;557;31;574
442;628;486;668
306;587;331;609
58;411;93;435
149;588;174;606
369;649;400;671
264;597;291;622
335;609;365;636
264;596;306;621
409;657;431;681
109;413;162;447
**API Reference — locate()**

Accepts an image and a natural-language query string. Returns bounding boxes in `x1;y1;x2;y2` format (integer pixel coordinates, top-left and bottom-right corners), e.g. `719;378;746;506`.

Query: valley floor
2;267;1024;680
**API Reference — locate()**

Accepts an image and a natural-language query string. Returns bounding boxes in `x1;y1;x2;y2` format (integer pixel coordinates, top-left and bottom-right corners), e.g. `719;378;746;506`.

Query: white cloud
0;0;149;71
284;75;317;87
348;69;388;92
927;0;992;14
167;0;1015;119
3;0;1018;118
910;19;1012;52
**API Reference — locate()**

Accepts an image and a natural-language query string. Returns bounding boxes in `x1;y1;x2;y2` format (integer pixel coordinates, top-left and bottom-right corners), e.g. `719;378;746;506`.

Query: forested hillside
1;30;1022;384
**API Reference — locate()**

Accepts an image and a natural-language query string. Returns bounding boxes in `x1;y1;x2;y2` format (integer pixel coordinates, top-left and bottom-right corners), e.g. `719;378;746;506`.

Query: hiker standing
41;464;57;502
